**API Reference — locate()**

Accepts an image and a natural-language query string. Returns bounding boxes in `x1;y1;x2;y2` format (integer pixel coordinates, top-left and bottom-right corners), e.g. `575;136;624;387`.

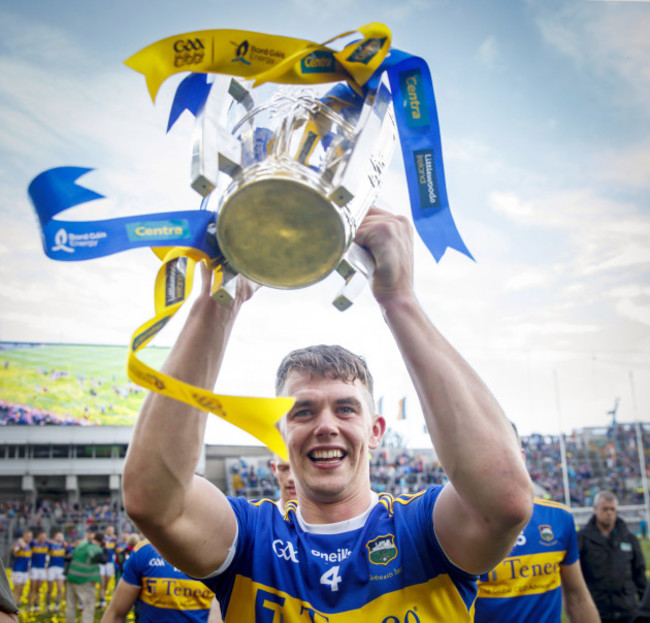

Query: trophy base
217;176;348;289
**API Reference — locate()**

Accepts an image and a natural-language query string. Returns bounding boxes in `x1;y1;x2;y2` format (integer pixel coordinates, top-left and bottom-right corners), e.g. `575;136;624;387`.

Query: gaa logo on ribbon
173;38;205;68
52;229;74;253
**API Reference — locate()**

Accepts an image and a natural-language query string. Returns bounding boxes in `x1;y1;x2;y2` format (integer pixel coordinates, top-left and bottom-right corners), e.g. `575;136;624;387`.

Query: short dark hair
275;344;374;407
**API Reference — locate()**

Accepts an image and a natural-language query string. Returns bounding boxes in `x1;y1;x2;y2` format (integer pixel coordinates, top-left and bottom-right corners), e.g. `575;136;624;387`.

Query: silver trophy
190;74;396;310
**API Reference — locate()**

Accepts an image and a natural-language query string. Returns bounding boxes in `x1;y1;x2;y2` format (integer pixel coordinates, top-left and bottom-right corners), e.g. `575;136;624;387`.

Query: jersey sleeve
121;544;144;588
561;508;579;566
199;497;257;597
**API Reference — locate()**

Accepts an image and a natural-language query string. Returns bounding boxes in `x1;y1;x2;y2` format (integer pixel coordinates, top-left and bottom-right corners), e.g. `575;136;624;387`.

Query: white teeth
310;449;343;460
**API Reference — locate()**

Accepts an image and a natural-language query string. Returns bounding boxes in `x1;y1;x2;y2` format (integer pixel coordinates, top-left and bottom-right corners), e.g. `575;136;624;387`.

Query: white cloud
477;36;499;69
615;298;650;325
489;192;535;221
533;1;650;106
592;141;650;190
608;284;650;298
489;187;648;241
505;270;554;291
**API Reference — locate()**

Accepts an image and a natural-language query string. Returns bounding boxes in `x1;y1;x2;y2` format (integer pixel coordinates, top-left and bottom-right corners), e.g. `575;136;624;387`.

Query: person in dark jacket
578;491;647;623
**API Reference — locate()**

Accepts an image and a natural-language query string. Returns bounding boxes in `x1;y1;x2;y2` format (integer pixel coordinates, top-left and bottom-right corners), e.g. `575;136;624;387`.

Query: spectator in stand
100;539;221;623
28;528;49;613
579;491;647;623
46;530;67;613
65;531;107;623
10;529;31;607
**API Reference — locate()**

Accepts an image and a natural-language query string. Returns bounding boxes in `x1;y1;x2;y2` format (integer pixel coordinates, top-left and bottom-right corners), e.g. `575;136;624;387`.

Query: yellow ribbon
124;23;391;101
127;247;292;459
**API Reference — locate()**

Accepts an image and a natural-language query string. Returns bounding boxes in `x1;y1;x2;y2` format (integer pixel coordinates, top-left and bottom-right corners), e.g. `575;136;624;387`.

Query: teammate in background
579;490;647;622
10;529;32;607
100;539;221;623
474;425;599;622
99;525;117;608
269;454;296;509
28;529;49;612
123;206;534;620
46;531;67;613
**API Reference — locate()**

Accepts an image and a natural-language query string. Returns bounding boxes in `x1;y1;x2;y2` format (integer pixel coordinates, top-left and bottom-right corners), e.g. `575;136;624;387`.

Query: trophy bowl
191;75;396;300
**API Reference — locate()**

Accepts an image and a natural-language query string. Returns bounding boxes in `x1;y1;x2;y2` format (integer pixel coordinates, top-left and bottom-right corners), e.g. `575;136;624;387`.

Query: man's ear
369;415;387;450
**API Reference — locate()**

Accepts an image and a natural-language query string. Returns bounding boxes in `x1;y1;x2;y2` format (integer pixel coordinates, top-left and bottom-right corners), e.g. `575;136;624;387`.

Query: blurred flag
397;396;407;420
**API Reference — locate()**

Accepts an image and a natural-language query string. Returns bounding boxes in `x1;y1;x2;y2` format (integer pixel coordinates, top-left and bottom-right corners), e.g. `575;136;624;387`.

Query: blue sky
1;0;649;445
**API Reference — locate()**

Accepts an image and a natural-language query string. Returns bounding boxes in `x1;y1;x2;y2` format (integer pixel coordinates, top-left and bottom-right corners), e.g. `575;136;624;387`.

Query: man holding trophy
26;23;533;621
122;202;533;620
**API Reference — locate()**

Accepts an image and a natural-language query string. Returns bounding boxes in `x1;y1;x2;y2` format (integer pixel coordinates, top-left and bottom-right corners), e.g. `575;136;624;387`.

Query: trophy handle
191;76;246;197
332;242;375;311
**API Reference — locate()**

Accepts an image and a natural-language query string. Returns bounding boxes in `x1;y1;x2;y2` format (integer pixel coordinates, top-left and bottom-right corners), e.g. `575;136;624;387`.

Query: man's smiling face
280;371;384;507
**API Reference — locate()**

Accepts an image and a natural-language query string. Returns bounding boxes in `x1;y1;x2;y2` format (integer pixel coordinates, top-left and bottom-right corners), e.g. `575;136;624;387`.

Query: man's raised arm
122;265;254;578
355;206;533;575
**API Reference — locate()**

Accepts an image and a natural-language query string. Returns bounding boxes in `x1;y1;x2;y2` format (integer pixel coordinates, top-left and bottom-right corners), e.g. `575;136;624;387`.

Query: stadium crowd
0;401;87;427
523;423;649;507
225;423;650;507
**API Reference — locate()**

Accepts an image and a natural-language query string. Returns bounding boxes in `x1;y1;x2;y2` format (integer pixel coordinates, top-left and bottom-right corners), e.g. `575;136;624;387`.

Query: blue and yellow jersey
103;536;117;563
122;540;214;623
203;486;477;621
475;498;579;623
48;541;66;568
31;541;49;569
12;542;32;572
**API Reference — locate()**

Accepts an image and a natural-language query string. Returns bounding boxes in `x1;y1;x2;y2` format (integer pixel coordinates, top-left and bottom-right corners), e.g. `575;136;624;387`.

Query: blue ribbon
28;167;217;261
375;48;473;262
167;73;212;132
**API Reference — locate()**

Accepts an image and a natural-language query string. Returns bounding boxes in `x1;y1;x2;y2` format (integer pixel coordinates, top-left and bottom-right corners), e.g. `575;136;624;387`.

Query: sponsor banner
29;168;216;262
126;219;192;243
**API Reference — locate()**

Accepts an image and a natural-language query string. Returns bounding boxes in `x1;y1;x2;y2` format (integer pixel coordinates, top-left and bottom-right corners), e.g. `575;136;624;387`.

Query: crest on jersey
539;525;554;542
366;534;398;565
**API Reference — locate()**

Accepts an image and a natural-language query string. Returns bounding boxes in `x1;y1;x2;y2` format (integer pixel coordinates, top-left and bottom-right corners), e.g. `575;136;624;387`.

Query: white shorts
11;571;28;585
47;566;65;582
100;562;115;577
30;567;47;581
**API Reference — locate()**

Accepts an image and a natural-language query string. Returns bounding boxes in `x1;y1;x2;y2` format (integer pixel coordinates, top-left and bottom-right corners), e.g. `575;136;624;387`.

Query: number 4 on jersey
320;565;342;592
